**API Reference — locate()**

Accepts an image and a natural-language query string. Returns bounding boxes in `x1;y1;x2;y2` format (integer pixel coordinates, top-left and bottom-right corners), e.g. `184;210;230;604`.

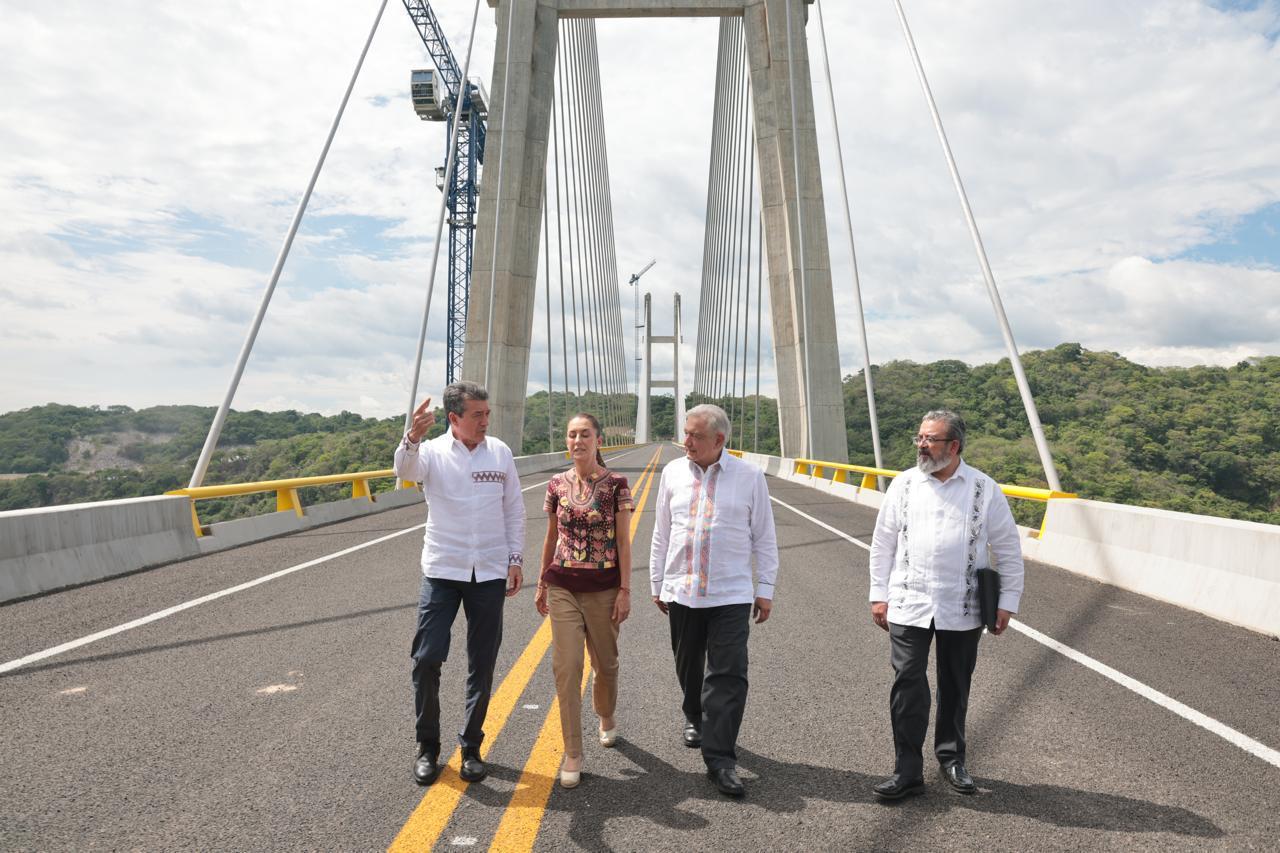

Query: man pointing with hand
394;381;525;787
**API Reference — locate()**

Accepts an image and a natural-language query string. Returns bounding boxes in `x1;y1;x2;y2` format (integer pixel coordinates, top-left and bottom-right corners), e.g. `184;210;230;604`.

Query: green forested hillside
1;344;1276;527
844;344;1280;526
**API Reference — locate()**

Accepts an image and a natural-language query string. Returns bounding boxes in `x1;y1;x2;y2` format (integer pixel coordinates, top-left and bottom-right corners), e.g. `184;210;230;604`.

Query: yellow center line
487;446;664;851
387;445;662;852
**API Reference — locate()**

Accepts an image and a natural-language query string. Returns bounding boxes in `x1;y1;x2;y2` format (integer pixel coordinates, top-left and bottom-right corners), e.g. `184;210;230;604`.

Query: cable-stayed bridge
2;1;1278;850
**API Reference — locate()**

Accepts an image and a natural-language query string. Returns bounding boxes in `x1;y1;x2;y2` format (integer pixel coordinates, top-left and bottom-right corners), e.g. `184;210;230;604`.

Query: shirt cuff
868;585;890;603
754;580;775;601
508;553;524;567
650;579;663;597
997;591;1020;613
401;432;420;449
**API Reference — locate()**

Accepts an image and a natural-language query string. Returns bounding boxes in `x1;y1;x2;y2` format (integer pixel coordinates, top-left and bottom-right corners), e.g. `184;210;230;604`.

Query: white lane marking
523;703;540;710
0;445;658;678
770;495;871;552
0;524;426;676
58;686;88;695
450;837;479;847
1011;619;1280;769
256;684;299;696
767;492;1280;771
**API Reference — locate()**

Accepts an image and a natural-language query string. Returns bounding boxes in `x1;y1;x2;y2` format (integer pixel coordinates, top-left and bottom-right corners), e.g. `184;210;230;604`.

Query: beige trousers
548;585;620;758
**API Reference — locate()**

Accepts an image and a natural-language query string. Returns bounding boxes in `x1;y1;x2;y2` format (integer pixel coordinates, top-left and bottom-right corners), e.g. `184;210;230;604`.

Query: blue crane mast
402;0;488;383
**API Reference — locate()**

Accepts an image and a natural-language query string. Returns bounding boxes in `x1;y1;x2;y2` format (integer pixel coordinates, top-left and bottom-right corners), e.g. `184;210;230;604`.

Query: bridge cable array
693;17;773;453
813;0;884;473
540;18;631;451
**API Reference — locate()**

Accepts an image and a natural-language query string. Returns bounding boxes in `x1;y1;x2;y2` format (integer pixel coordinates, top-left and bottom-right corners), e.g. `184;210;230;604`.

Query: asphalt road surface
3;443;1278;851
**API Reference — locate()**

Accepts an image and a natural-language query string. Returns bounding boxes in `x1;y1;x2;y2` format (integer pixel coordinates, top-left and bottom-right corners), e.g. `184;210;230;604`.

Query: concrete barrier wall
738;452;1280;638
0;449;574;604
1030;499;1280;637
0;496;200;602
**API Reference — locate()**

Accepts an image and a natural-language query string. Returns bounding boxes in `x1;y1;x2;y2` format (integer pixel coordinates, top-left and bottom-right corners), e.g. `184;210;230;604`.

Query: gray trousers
889;621;983;779
411;574;505;752
668;601;751;771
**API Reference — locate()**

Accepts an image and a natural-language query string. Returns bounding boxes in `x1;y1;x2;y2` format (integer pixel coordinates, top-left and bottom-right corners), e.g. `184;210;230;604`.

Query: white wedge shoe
598;727;618;747
560;757;582;788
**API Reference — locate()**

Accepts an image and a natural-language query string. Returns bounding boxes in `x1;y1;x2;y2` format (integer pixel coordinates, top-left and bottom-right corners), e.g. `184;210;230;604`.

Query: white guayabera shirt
869;460;1025;631
649;450;779;608
394;428;525;582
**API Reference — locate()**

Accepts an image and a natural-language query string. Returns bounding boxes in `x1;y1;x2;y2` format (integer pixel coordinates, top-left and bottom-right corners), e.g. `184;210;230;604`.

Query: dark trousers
668;601;751;771
889;621;983;779
411;574;505;753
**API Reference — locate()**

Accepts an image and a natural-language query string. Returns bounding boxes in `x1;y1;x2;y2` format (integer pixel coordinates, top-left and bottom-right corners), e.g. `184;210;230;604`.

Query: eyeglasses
913;435;954;446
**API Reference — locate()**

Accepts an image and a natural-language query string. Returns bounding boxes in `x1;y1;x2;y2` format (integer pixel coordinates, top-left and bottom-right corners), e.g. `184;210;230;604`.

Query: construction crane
628;259;656;392
402;0;488;384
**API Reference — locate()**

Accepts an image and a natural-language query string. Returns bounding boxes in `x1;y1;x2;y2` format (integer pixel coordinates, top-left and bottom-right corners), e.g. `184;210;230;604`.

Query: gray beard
916;451;952;474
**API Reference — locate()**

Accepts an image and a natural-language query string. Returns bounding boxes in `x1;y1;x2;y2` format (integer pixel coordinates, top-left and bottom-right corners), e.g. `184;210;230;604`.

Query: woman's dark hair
568;412;606;467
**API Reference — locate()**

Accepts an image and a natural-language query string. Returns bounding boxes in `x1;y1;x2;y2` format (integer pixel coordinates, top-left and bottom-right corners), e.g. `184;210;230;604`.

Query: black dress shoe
459;748;487;783
682;721;702;748
707;767;745;797
413;743;440;785
872;774;925;800
941;761;976;794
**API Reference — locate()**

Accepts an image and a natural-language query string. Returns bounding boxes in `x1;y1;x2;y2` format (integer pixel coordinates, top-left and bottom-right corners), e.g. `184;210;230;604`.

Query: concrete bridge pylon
466;0;846;463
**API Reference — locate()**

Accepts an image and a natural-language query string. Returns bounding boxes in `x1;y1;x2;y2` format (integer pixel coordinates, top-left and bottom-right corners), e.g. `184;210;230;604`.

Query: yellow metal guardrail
167;470;414;537
792;458;1077;537
168;443;647;538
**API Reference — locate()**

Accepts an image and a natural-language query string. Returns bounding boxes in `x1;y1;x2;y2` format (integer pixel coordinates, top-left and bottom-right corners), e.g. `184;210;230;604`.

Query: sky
1;0;1278;418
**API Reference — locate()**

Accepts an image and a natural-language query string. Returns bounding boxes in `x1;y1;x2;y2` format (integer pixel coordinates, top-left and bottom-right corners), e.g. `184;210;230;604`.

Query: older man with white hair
650;403;779;798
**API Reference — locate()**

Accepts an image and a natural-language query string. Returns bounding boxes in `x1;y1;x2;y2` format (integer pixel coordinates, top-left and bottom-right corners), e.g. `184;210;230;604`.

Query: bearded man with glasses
867;409;1025;800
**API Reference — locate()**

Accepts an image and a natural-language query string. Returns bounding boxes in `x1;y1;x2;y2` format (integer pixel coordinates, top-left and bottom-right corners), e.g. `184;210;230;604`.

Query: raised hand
408;397;435;442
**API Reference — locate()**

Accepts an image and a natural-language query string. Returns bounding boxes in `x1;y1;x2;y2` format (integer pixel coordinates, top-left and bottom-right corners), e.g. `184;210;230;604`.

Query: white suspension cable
696;20;732;396
190;0;392;488
544;179;555;452
579;21;617;437
585;22;626;440
551;72;574;403
891;0;1062;491
816;0;884;474
566;21;600;410
747;213;757;450
720;22;747;405
737;127;757;448
556;32;583;397
727;29;751;432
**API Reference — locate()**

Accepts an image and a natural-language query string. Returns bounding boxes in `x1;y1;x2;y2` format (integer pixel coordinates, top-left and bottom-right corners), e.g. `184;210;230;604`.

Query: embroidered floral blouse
542;469;633;593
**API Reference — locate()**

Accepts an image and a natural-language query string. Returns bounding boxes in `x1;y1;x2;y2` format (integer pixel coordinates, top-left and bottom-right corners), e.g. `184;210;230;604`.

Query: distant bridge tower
466;0;845;461
635;293;684;444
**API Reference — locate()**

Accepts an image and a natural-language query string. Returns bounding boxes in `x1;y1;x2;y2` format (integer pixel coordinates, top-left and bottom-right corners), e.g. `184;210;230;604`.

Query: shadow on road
512;741;1221;847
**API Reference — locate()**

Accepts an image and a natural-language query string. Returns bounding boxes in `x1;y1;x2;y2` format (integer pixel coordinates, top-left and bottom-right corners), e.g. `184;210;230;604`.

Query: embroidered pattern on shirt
899;479;914;592
543;472;633;570
684;464;721;597
508;552;524;566
963;479;986;616
472;470;507;484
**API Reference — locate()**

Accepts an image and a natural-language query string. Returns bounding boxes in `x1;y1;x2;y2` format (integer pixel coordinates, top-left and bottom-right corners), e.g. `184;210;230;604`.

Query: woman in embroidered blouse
535;412;633;789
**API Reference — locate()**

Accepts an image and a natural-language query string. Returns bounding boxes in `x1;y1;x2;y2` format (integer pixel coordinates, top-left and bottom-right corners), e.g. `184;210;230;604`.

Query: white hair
686;404;730;441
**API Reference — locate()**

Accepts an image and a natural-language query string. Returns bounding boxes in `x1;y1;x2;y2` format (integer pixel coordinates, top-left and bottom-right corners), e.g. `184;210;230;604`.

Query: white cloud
1;0;1278;421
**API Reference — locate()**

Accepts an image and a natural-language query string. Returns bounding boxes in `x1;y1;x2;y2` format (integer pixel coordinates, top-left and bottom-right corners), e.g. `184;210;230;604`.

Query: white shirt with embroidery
649;451;779;608
868;460;1024;630
393;429;525;582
